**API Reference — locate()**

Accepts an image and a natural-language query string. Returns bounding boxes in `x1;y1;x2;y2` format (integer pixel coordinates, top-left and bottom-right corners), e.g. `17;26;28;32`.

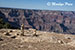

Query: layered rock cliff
0;7;75;34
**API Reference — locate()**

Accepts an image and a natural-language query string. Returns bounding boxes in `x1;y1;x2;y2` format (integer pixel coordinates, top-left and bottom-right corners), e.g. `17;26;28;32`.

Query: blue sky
0;0;75;11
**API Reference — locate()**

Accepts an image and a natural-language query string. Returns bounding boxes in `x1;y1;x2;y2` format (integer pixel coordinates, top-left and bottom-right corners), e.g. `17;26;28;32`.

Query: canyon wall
0;7;75;34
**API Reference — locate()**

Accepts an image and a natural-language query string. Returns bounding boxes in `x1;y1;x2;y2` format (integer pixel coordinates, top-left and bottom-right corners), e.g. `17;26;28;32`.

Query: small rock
17;34;19;36
11;36;16;38
35;47;38;49
10;30;13;32
1;43;7;46
69;49;72;50
33;34;38;37
8;30;13;32
28;45;33;48
0;38;3;41
67;37;71;40
5;32;11;36
58;40;64;44
12;30;16;32
19;45;24;48
65;35;72;40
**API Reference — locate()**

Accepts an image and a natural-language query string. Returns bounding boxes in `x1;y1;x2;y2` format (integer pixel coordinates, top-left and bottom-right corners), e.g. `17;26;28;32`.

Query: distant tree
0;18;4;24
0;17;12;29
3;22;11;29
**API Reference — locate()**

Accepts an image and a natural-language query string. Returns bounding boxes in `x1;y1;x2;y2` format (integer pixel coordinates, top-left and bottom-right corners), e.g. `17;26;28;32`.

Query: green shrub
0;17;12;29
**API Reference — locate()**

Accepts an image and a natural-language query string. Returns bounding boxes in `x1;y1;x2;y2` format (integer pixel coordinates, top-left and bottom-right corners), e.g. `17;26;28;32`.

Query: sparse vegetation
0;17;14;29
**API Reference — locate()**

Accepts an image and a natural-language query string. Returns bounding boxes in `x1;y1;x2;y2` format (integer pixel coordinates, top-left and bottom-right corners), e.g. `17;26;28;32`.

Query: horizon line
0;6;75;12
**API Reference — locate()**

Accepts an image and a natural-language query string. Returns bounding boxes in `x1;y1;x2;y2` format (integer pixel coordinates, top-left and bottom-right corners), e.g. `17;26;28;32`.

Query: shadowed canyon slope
0;7;75;34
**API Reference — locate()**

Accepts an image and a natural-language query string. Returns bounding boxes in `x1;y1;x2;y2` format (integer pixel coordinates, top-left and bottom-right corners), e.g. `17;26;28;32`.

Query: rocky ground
0;29;75;50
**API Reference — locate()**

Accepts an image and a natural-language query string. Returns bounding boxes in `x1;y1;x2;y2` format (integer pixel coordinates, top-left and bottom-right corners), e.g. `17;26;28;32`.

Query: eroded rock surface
0;29;75;50
0;7;75;34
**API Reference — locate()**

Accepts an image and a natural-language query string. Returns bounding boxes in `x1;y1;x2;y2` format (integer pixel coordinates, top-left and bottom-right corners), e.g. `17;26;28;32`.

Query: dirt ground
0;29;75;50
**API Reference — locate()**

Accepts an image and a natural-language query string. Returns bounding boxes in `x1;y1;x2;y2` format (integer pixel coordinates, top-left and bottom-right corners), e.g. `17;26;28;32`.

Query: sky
0;0;75;11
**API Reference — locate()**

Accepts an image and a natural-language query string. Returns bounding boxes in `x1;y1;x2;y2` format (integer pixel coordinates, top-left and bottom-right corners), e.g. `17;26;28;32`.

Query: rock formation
0;7;75;34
